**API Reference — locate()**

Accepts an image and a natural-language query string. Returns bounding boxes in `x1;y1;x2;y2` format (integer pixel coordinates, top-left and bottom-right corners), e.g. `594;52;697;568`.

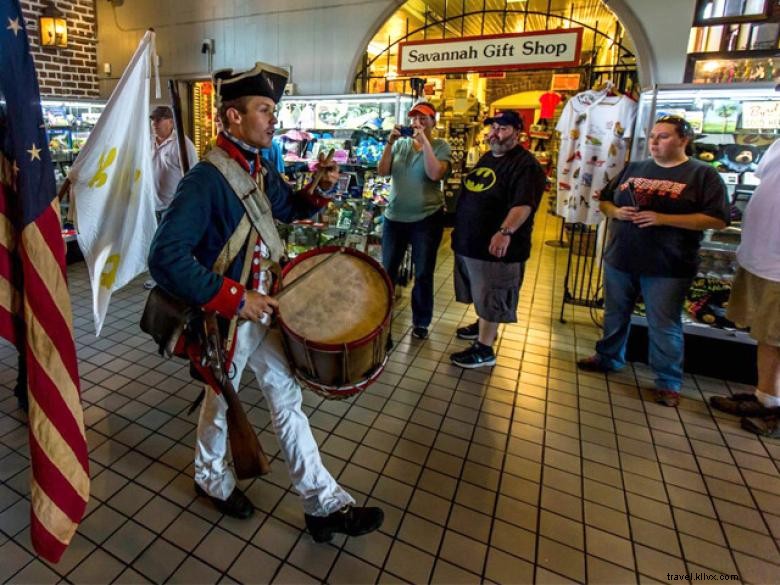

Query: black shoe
305;505;384;543
456;321;479;340
450;342;496;369
412;326;428;340
194;483;254;519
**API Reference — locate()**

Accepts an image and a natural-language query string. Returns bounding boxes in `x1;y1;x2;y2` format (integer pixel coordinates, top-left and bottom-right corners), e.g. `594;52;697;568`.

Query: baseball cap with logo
484;110;524;130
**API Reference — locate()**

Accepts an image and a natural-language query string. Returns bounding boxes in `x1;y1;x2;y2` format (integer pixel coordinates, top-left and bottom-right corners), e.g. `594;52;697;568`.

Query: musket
168;79;190;174
200;313;269;479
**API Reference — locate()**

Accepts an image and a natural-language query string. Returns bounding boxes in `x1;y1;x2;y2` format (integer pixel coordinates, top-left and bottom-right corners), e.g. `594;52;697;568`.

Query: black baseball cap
484;110;523;130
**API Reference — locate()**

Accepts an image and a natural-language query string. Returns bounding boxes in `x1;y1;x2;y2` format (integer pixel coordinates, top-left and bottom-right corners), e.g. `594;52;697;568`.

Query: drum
277;246;393;399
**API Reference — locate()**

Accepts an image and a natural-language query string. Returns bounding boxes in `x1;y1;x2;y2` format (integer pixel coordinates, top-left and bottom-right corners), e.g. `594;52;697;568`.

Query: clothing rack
559;221;608;323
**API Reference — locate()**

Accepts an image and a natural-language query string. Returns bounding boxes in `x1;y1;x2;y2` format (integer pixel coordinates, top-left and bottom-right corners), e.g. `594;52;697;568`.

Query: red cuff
299;187;330;209
202;277;245;317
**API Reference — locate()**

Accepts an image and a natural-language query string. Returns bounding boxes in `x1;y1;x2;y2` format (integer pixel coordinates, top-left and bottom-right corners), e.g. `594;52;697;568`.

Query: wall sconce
39;1;68;49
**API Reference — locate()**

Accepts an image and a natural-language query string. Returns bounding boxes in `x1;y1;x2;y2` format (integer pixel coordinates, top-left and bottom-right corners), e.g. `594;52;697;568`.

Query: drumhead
279;250;391;345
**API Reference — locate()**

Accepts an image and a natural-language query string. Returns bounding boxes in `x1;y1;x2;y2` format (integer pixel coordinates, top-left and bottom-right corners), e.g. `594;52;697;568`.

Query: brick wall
19;0;99;98
485;68;589;106
485;71;554;106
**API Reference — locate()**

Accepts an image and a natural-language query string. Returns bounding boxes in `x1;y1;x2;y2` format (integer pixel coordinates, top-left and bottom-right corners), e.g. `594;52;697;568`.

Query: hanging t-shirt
737;138;780;282
539;92;562;120
600;158;729;278
556;90;637;225
452;146;546;263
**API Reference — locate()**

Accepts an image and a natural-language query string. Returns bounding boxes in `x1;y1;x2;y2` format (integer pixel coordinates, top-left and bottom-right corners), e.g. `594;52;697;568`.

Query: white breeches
193;320;354;516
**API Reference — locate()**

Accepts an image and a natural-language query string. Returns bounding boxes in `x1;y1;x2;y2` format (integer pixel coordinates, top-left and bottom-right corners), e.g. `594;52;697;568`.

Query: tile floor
1;202;779;584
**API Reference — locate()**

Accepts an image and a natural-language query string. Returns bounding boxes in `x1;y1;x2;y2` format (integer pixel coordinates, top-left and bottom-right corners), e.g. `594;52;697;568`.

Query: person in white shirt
151;105;198;211
710;138;780;437
145;105;199;289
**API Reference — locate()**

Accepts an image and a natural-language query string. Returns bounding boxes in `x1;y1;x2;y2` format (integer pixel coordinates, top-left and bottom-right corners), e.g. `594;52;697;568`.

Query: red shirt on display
539;92;562;119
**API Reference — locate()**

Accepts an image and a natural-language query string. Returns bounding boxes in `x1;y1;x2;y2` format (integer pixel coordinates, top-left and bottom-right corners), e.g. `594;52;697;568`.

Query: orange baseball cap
407;102;436;118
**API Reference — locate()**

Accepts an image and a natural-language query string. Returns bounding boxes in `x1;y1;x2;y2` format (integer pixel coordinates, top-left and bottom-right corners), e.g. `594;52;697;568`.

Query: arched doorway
352;0;644;98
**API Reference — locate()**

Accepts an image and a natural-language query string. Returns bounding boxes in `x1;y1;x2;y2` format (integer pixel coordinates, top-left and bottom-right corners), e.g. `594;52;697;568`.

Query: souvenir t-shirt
556;90;637;225
384;137;451;223
737;138;780;282
601;158;729;278
539;92;562;120
452;146;546;263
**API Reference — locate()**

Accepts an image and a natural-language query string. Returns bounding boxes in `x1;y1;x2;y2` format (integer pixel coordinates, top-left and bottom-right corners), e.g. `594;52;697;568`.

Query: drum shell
277;246;393;397
282;323;390;388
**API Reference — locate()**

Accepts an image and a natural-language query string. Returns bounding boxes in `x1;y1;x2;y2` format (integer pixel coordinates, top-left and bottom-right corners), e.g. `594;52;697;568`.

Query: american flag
0;0;89;563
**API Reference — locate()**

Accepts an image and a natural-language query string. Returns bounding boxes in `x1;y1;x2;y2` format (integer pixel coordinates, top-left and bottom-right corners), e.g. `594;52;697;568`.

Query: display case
686;0;779;83
40;98;106;242
276;93;414;168
630;82;780;344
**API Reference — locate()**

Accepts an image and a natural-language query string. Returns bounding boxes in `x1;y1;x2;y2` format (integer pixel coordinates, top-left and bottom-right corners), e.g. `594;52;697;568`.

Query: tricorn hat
213;61;289;105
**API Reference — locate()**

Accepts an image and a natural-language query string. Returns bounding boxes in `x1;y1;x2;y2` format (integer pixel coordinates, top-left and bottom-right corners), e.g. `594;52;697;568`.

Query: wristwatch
498;227;514;236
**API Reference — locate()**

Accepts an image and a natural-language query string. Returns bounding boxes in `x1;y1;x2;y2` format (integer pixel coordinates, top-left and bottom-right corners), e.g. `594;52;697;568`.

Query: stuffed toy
695;143;723;167
719;144;762;173
695;143;719;162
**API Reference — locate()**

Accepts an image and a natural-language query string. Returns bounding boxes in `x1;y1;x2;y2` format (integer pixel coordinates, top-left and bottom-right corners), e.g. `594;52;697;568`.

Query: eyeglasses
655;115;694;138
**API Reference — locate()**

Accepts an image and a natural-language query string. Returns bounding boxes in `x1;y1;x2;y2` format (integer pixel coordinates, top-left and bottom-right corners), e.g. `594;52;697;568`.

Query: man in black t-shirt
450;111;547;368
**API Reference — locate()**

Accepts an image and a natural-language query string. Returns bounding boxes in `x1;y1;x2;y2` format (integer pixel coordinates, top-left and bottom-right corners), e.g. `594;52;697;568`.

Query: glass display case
686;0;779;83
276;93;414;168
630;82;780;343
40;99;106;241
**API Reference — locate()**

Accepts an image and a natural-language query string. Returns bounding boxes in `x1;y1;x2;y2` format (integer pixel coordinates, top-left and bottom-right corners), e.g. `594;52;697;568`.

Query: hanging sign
398;28;582;75
551;73;581;91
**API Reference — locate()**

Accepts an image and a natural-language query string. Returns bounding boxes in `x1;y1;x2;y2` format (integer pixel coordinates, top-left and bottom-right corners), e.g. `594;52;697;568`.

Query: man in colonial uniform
148;62;383;541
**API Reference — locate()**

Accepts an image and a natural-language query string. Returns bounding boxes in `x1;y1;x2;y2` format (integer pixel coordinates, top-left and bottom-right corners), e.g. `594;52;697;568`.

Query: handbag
140;286;198;358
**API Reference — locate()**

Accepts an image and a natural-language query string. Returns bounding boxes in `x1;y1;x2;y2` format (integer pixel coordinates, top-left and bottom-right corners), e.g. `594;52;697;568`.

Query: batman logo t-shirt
452;146;546;263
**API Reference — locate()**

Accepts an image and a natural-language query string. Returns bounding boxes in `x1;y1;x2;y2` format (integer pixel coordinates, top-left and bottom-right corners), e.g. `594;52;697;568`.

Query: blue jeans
382;210;444;328
596;263;692;392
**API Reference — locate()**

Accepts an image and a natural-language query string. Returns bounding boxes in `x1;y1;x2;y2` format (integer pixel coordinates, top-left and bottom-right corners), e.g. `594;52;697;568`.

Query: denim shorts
454;255;524;323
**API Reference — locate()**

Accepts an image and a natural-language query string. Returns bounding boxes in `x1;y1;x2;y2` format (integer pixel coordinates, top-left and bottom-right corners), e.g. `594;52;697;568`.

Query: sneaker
741;415;780;438
305;505;384;543
450;342;496;369
412;326;428;340
710;393;776;417
576;355;613;373
143;278;156;290
456;321;479;340
653;388;680;408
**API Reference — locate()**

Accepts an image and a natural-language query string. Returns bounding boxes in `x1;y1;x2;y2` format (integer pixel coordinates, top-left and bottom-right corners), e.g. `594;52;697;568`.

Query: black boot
194;483;254;519
305;505;384;543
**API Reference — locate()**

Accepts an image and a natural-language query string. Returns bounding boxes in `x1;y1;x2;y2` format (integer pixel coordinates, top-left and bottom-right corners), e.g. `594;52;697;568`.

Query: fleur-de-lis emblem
100;253;121;288
88;148;117;188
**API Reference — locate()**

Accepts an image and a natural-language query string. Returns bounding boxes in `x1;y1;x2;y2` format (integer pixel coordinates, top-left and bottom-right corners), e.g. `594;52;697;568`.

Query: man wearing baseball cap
450;110;546;368
148;62;383;540
143;105;199;289
377;100;451;340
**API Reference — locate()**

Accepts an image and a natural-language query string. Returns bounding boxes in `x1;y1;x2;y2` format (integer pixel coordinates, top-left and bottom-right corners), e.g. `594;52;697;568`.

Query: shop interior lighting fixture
39;1;67;49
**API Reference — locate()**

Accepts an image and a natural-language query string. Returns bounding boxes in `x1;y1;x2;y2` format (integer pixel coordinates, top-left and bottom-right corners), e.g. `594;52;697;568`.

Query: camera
399;126;415;137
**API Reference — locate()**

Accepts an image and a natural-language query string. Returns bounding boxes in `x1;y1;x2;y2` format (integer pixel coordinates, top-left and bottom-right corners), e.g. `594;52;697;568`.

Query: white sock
755;389;780;408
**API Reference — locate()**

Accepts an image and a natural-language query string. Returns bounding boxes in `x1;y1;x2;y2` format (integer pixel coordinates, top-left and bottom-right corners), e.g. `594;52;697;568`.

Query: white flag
71;31;158;335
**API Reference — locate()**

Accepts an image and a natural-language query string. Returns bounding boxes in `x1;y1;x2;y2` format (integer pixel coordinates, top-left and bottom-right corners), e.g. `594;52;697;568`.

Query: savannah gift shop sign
398;28;583;75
